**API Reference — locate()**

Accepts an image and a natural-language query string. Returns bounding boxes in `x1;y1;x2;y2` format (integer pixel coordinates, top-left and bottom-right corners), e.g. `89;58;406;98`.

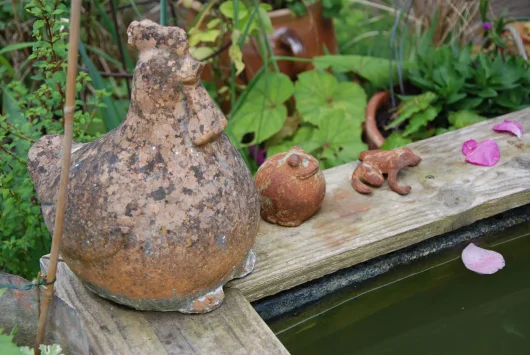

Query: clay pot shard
351;148;421;195
255;146;326;227
27;19;260;314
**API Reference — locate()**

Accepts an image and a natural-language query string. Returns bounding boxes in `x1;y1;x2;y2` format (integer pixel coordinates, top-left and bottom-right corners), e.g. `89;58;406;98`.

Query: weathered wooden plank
229;108;530;301
40;256;289;355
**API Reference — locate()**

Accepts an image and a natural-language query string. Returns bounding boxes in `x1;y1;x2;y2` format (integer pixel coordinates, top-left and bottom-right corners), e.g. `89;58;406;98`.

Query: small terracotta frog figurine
255;146;326;227
351;148;421;195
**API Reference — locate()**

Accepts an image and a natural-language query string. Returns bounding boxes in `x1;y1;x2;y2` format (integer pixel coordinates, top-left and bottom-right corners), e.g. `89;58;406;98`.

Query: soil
375;95;400;138
375;84;423;138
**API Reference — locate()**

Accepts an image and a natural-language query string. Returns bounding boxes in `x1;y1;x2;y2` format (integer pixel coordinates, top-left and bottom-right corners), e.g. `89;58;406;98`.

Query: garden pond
268;222;530;355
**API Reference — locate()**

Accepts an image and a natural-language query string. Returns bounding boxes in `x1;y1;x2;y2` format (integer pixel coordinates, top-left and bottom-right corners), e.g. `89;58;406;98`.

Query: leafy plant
1;0;107;278
0;327;64;355
230;67;368;170
382;29;530;148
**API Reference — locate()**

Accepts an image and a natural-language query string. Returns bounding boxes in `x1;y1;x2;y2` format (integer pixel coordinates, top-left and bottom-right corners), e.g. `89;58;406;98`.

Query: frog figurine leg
351;162;384;194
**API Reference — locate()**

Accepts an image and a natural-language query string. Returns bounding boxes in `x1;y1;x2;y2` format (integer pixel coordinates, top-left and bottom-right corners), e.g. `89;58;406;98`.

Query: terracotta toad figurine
27;20;260;313
351;148;421;195
255;146;326;227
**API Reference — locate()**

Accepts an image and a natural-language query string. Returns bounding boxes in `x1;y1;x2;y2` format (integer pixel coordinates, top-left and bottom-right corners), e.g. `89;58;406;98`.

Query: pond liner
252;203;530;322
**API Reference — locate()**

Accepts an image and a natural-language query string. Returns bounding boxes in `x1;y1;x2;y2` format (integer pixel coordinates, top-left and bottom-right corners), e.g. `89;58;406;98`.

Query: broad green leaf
448;110;486;129
0;289;5;297
313;55;408;88
219;1;249;20
230;71;294;145
402;105;440;136
314;111;366;165
294;70;366;126
0;329;20;355
381;132;413;149
266;125;320;156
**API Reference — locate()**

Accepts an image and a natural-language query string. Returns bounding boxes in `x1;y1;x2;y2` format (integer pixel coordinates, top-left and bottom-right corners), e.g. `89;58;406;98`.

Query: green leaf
448;110;486;129
189;29;221;47
380;132;413;150
219;1;248;19
402;105;440;136
0;42;36;55
315;111;367;165
478;87;497;98
229;31;244;75
386;92;438;130
313;55;407;88
190;47;215;61
230;71;294;145
0;329;20;355
256;7;273;34
206;19;221;29
294;70;366;126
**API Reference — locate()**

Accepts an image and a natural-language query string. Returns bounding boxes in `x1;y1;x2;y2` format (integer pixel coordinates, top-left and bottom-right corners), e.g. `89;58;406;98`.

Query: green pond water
269;223;530;355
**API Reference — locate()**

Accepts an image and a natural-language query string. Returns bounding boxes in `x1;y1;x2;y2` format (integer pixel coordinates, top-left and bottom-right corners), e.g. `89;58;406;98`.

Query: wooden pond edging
41;108;530;354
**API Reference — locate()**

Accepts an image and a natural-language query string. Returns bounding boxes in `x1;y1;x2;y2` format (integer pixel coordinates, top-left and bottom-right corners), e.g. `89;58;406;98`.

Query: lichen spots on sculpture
27;20;260;313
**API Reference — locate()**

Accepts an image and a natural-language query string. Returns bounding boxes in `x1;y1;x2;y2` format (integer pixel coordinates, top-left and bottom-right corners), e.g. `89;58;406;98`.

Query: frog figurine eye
287;153;301;168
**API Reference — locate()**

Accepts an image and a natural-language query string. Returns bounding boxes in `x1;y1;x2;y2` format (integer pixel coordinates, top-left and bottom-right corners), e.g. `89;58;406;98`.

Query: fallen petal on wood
462;139;478;156
461;243;505;274
464;139;500;166
493;119;523;138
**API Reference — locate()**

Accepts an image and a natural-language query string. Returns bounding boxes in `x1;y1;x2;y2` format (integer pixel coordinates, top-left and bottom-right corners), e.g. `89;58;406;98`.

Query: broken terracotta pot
27;19;260;313
255;146;326;227
351;148;421;195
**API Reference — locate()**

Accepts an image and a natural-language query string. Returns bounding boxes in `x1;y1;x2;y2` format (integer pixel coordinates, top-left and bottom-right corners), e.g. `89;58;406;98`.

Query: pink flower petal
493;119;523;138
461;243;505;274
464;139;500;166
462;139;478;156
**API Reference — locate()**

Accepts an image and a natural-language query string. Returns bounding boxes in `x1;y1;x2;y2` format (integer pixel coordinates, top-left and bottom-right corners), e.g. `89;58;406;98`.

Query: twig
78;65;133;77
200;40;232;61
108;0;132;97
11;0;30;57
34;0;81;353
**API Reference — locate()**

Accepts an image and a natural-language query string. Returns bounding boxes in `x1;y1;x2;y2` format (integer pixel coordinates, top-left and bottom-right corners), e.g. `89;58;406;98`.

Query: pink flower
492;119;524;139
461;139;500;166
461;243;505;274
482;22;493;31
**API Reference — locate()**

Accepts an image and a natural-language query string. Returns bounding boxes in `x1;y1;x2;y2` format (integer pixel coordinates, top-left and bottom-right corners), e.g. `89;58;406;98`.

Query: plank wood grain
229;108;530;301
40;257;290;355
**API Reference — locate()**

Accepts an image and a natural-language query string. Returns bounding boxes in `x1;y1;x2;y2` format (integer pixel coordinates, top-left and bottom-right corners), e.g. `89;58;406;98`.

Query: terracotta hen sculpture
27;20;260;313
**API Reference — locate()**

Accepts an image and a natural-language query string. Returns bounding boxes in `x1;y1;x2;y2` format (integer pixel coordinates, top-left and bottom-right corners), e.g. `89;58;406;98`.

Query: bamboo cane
34;0;82;353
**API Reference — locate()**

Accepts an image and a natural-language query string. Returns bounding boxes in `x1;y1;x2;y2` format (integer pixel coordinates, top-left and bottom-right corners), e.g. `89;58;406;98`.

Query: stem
160;0;168;25
11;0;30;57
78;65;133;78
108;0;132;97
34;0;81;352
